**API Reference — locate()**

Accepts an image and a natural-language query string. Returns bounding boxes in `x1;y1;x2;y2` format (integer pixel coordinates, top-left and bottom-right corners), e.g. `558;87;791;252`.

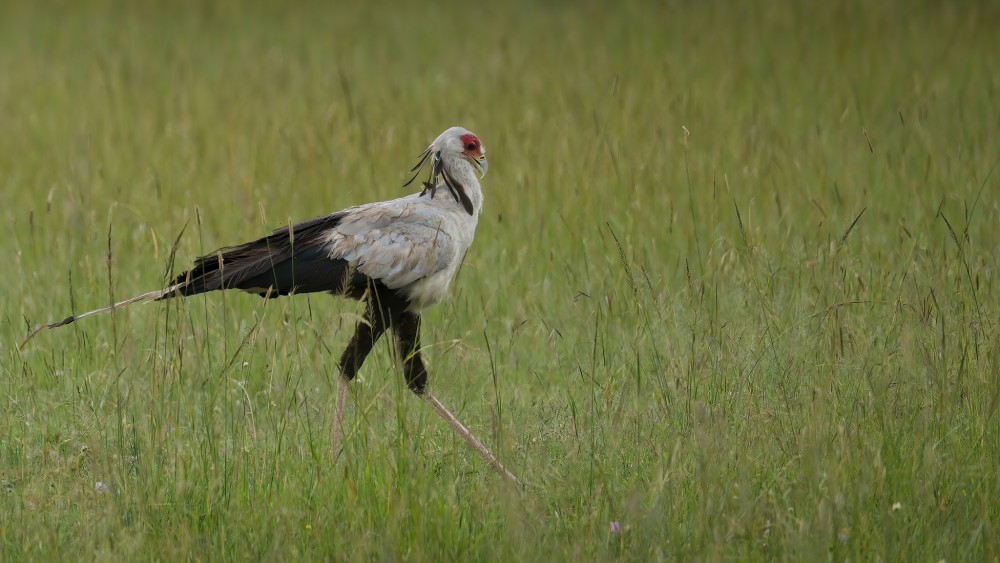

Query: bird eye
465;142;477;151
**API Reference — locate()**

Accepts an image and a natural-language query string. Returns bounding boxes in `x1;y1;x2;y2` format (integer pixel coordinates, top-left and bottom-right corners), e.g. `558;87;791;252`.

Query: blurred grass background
2;0;999;560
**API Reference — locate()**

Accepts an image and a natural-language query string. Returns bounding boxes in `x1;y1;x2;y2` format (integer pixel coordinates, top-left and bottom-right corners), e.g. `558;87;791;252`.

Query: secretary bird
24;126;520;485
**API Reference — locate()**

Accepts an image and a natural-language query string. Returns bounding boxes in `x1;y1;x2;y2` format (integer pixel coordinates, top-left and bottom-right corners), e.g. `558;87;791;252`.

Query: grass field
2;0;999;560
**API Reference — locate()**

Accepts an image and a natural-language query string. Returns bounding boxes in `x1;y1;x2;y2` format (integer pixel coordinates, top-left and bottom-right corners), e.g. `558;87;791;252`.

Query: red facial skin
459;133;484;158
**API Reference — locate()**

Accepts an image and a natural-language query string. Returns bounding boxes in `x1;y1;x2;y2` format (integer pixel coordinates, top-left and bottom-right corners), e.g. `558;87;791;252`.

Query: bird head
404;127;488;188
431;126;488;178
402;127;487;215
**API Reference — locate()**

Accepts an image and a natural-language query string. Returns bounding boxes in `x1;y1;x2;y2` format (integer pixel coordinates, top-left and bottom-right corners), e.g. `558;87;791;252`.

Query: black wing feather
162;211;368;299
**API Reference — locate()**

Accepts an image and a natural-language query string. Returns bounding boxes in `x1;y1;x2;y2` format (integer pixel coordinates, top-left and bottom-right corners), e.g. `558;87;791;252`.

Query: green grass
2;0;999;559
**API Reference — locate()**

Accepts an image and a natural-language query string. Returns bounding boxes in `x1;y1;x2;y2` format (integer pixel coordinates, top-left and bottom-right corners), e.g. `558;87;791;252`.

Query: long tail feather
20;210;350;349
19;284;185;349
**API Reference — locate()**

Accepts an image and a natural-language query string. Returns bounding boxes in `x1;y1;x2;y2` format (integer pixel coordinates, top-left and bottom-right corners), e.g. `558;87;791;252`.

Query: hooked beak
470;155;488;178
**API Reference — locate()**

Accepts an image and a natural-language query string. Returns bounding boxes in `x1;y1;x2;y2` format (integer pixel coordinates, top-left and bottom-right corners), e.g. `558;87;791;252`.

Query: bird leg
333;309;388;459
333;374;348;460
393;311;428;394
424;394;522;487
394;312;522;487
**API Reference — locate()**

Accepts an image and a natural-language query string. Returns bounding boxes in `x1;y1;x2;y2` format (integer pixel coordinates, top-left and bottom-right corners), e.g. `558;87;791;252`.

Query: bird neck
440;154;484;215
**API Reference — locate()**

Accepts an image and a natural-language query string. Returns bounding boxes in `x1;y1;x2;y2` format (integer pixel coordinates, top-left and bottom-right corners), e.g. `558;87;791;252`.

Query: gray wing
326;199;458;289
